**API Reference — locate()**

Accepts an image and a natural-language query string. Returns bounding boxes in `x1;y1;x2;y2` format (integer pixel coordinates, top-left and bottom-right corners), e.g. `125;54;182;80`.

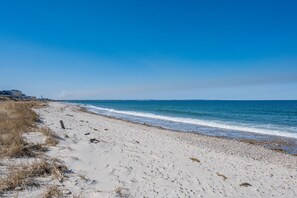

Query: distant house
0;89;23;98
0;90;12;97
0;89;39;100
10;90;22;98
0;91;10;97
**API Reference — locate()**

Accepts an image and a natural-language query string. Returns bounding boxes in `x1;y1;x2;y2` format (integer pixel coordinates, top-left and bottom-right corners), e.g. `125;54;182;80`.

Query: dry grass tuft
115;187;124;197
42;185;62;198
49;159;69;182
114;187;129;198
0;167;34;192
45;138;59;146
0;96;10;101
28;144;49;153
0;101;45;157
0;101;69;195
39;127;59;146
6;140;26;158
0;159;68;193
29;158;68;182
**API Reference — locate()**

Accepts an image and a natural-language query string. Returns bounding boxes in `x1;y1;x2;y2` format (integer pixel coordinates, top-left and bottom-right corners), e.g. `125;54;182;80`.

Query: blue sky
0;0;296;99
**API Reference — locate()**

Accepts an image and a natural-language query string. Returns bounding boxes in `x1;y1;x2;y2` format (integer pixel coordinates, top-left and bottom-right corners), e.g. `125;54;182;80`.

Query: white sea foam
86;105;297;139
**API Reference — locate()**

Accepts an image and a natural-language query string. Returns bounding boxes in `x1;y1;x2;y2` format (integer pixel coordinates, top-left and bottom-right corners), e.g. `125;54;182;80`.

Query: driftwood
90;138;100;144
60;120;65;129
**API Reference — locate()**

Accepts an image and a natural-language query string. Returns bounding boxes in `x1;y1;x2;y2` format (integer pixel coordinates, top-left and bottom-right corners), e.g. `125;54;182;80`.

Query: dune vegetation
0;101;65;196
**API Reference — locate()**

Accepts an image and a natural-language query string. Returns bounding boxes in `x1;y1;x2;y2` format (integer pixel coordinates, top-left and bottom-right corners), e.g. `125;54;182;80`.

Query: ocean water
68;100;297;141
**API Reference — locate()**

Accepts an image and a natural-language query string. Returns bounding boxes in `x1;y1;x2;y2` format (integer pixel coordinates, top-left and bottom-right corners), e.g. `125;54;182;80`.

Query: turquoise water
68;100;297;141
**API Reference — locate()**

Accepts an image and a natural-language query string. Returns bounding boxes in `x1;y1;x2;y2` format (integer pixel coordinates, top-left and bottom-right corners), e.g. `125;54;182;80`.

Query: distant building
0;89;40;100
0;90;11;97
0;89;22;98
10;90;22;98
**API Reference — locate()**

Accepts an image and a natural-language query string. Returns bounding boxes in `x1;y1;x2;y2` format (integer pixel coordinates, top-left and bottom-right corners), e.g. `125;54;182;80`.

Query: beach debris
78;174;88;181
240;182;252;187
190;157;200;163
115;186;129;197
60;120;65;129
43;185;63;198
104;128;108;131
63;189;72;195
93;128;98;131
65;114;74;117
90;138;100;144
84;133;90;135
216;173;227;180
36;118;43;124
135;141;140;144
272;148;285;153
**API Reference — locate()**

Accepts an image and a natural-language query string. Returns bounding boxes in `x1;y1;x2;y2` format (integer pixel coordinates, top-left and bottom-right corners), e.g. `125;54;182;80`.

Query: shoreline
78;105;297;156
74;103;297;169
16;101;296;197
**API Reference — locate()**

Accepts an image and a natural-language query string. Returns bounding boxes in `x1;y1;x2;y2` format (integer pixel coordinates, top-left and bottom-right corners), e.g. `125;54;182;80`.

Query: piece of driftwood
60;120;65;129
90;138;100;144
240;182;252;187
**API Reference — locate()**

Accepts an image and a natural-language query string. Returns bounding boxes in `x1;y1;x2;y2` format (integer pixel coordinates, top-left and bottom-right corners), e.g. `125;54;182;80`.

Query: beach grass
42;185;62;198
0;100;65;195
0;101;41;157
0;158;67;193
39;127;59;146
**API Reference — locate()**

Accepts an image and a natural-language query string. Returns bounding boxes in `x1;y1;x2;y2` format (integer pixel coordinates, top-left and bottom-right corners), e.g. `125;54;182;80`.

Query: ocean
67;100;297;142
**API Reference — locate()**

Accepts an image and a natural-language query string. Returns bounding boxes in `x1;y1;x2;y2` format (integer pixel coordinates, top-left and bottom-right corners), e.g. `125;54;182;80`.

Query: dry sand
16;102;297;197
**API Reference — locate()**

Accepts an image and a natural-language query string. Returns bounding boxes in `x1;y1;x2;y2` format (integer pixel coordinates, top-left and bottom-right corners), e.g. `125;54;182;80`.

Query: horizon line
58;99;297;101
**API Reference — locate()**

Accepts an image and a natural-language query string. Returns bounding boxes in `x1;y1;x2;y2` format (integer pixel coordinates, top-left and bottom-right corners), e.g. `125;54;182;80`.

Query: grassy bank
0;101;41;157
0;101;65;196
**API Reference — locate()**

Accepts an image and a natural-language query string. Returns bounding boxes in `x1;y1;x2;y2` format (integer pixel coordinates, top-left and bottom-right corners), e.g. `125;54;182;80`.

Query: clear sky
0;0;296;100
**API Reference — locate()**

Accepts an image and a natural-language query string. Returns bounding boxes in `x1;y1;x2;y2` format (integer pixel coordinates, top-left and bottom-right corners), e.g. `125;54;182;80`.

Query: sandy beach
1;0;296;197
1;101;296;197
26;102;296;197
